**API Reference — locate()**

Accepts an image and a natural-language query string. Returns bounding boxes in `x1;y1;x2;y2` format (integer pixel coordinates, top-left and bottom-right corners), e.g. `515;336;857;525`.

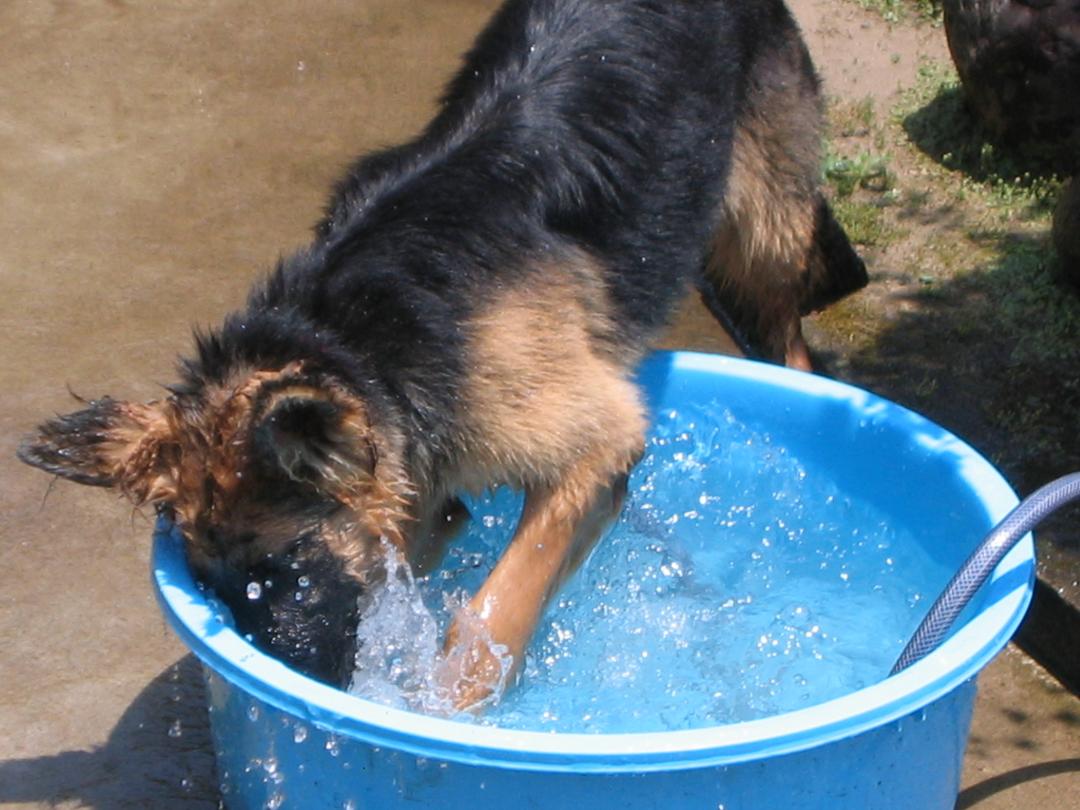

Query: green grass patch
823;144;898;248
833;198;893;248
849;0;941;24
814;295;881;352
824;150;895;198
895;61;1063;216
979;236;1080;365
829;96;878;139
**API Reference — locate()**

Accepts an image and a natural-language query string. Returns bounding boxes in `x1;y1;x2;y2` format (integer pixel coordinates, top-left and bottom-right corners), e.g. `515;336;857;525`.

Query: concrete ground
0;1;1075;808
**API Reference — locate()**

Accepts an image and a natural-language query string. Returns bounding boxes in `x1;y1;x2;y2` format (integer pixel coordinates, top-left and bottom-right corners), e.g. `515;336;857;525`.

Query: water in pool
343;402;950;733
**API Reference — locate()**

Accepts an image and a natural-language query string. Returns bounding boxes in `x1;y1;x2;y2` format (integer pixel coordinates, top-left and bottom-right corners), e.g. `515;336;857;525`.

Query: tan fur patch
454;251;646;495
93;363;412;582
706;30;825;361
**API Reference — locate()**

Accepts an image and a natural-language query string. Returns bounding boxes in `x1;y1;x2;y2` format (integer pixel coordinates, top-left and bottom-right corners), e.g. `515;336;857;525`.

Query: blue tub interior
152;351;1035;808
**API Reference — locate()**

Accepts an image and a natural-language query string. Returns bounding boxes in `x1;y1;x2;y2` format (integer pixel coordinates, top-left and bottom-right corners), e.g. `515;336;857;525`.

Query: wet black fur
203;531;364;688
18;396;129;487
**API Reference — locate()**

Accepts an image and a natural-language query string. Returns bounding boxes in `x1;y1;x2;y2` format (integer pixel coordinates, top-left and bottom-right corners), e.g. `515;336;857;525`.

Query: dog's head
18;361;411;687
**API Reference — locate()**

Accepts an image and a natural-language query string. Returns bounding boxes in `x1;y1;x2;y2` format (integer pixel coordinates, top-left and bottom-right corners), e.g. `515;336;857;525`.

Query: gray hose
891;472;1080;676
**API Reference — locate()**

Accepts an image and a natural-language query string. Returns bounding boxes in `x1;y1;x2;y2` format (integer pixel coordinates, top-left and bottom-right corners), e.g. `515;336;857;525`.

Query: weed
913;373;939;399
825;150;895;197
849;0;941;24
814;296;880;352
830;96;878;138
834;198;894;248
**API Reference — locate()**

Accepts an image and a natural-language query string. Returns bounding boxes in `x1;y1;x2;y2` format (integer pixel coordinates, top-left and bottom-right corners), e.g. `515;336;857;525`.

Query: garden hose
891;472;1080;675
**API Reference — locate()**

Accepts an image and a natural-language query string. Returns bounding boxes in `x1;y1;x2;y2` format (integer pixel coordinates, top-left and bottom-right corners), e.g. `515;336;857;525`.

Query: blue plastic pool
152;351;1034;809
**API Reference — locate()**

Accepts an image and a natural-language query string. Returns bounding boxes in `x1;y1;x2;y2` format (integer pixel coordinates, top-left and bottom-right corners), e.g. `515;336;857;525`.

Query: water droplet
167;719;182;738
298;575;311;588
246;582;262;600
293;724;309;743
246;704;259;722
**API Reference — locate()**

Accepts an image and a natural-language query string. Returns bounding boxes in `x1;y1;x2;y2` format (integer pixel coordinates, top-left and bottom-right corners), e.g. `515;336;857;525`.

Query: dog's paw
436;609;514;713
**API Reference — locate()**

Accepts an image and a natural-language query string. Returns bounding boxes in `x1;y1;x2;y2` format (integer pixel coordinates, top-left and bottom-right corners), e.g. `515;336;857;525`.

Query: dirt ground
0;1;1076;808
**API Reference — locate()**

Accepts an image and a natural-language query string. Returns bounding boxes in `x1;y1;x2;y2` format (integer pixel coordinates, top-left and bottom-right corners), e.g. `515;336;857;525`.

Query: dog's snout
194;532;364;688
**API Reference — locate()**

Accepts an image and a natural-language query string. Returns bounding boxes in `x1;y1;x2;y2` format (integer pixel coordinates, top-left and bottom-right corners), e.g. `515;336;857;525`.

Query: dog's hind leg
703;28;866;369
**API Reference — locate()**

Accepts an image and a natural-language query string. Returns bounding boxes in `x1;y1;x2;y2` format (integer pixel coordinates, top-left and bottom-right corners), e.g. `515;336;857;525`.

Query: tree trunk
1054;177;1080;286
942;0;1080;170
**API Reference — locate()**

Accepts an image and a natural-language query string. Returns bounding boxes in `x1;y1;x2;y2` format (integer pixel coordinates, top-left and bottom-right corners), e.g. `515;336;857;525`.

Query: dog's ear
253;387;379;499
18;397;181;503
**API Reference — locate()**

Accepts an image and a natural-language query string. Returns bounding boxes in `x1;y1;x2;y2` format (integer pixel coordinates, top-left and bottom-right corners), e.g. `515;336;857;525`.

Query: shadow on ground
838;225;1080;595
0;656;218;809
902;84;1075;185
957;757;1080;809
846;232;1080;472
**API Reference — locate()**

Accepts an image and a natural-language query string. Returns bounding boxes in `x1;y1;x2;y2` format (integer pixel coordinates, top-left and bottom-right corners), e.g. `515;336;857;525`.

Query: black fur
202;531;364;688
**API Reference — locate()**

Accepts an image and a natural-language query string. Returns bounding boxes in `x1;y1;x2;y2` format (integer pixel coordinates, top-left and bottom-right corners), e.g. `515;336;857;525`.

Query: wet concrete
0;1;1075;808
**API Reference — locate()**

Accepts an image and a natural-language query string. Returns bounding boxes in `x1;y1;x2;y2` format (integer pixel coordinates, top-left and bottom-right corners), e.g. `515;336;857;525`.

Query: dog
18;0;865;710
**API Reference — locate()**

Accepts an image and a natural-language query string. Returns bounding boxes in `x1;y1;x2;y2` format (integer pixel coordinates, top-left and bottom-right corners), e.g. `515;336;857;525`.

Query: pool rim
151;350;1034;774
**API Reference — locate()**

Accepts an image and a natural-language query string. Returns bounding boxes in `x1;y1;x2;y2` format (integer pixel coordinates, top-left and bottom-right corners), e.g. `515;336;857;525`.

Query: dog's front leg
441;460;632;712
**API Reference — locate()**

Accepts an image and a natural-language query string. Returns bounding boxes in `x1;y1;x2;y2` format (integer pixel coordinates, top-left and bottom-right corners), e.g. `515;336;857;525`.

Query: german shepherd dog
18;0;865;710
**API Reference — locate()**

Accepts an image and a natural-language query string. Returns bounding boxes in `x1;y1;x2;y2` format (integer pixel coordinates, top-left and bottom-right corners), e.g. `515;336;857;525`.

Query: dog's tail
800;196;868;316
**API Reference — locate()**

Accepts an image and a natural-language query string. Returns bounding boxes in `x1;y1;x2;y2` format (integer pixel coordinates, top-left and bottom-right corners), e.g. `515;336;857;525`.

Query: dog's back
308;0;810;346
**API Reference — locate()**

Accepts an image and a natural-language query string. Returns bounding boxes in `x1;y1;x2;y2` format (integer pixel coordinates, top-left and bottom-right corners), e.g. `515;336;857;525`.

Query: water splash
343;403;945;732
346;540;512;715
